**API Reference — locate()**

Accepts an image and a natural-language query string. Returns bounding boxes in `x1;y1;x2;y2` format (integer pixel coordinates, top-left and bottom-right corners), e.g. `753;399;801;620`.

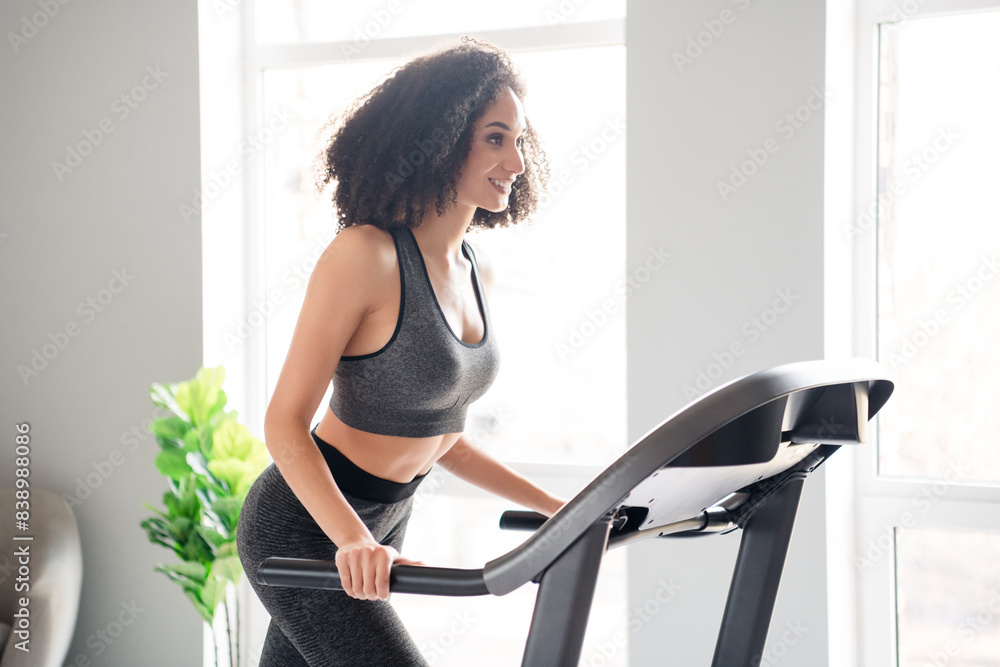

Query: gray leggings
238;459;430;666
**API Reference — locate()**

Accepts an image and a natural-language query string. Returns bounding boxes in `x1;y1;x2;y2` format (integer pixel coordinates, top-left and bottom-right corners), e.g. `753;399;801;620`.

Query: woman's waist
312;419;456;499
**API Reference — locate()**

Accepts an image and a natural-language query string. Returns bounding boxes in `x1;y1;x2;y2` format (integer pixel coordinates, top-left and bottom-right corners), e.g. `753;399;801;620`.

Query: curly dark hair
315;36;549;233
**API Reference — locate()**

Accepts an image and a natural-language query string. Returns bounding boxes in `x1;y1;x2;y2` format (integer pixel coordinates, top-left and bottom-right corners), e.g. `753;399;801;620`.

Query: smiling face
454;87;527;213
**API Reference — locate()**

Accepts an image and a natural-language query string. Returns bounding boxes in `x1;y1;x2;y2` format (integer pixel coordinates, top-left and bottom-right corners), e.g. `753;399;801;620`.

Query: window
854;4;1000;666
875;12;1000;484
203;2;629;664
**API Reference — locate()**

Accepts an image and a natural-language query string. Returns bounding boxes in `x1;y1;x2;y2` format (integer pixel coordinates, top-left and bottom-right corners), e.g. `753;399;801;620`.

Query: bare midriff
313;409;460;484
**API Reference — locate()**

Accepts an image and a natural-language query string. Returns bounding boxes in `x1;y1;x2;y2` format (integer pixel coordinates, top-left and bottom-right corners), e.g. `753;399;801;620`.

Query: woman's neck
414;202;476;266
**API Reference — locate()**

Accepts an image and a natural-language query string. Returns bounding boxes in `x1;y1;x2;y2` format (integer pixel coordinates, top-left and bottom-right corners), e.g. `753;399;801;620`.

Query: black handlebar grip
256;557;490;596
499;510;548;531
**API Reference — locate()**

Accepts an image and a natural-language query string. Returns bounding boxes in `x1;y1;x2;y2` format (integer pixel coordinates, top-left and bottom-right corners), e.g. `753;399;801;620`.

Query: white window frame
851;1;1000;664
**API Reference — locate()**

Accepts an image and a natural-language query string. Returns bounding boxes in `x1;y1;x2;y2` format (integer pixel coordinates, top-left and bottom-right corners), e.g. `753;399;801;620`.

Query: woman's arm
435;435;566;516
264;225;418;601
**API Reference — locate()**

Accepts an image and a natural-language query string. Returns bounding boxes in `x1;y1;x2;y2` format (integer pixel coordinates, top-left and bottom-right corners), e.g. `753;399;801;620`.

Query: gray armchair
0;488;83;667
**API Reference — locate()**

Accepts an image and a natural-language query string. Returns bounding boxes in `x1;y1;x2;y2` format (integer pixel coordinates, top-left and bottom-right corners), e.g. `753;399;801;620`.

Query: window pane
262;45;627;465
255;0;626;45
895;527;1000;666
875;13;1000;482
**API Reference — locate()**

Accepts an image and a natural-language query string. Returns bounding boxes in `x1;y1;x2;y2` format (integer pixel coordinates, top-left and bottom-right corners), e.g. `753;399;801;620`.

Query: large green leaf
197;422;217;459
212;419;255;461
209;497;243;534
154;448;192;480
200;575;229;618
174;367;226;426
157;560;209;582
211;555;244;585
211;420;269;492
140;517;174;550
150;416;190;445
149;382;181;415
184;589;215;624
207;459;246;494
182;428;201;453
175;476;202;518
166;516;195;543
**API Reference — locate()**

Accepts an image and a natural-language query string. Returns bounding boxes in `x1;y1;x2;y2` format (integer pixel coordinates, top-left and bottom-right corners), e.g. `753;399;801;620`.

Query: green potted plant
140;366;268;667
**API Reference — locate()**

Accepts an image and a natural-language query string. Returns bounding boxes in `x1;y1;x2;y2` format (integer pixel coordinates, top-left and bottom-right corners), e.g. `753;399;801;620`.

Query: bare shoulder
466;238;495;297
319;223;397;281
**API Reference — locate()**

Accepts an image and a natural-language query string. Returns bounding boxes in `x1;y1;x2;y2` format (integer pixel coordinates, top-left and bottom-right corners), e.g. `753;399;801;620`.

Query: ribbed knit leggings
237;430;431;666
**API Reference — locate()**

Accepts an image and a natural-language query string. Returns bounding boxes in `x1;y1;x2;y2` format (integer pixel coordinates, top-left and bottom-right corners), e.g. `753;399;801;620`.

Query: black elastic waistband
311;428;428;503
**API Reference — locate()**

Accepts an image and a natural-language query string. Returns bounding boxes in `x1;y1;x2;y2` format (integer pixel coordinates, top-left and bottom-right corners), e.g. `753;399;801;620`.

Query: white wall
0;1;204;665
626;0;832;664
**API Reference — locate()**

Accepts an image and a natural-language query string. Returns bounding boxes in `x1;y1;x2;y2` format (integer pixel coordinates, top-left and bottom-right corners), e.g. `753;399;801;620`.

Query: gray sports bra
329;226;501;437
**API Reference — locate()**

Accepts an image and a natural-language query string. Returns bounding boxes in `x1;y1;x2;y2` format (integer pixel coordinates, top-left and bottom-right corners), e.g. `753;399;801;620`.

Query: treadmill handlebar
499;510;629;533
499;510;548;531
255;557;490;597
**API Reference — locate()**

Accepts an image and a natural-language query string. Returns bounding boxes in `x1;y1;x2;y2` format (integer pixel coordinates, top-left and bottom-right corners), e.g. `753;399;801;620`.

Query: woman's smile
488;176;515;195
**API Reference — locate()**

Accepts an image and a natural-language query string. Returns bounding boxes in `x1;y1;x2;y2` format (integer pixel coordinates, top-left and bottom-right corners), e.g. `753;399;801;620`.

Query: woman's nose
506;144;526;175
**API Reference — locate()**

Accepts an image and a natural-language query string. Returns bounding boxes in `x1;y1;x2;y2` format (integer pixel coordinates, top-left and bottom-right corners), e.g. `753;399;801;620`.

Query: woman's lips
489;178;512;194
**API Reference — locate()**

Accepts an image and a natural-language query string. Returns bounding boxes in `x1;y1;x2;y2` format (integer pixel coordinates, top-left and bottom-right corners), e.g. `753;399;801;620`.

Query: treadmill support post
521;517;613;667
712;474;806;667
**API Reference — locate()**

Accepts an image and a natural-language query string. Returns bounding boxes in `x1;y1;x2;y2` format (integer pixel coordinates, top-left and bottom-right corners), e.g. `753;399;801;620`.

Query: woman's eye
487;134;525;148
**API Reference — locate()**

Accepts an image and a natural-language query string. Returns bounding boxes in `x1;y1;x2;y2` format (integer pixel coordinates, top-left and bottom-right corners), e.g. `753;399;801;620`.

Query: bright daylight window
874;10;1000;666
250;2;627;665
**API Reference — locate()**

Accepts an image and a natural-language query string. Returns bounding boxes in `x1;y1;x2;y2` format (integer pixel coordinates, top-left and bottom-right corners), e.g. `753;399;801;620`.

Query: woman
238;37;565;666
